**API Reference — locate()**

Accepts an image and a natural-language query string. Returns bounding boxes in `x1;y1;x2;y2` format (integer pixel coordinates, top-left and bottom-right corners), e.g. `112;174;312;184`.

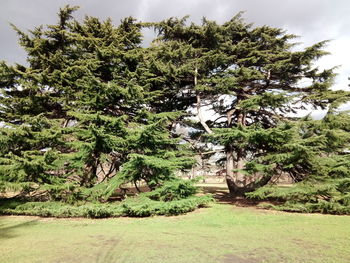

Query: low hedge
0;195;213;218
246;179;350;215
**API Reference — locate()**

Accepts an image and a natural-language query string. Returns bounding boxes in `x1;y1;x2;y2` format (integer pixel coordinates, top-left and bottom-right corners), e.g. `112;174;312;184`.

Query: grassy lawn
1;203;350;263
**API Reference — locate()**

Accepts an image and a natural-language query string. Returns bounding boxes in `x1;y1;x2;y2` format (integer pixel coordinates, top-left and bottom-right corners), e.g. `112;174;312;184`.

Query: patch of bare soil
222;254;261;263
200;185;281;209
108;185;151;201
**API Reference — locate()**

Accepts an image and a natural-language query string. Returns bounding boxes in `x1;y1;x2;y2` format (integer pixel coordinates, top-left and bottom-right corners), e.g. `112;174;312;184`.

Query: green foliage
244;113;350;213
144;179;199;201
153;11;350;195
0;5;194;203
116;113;195;190
0;195;213;218
1;5;350;215
120;195;212;217
247;178;350;214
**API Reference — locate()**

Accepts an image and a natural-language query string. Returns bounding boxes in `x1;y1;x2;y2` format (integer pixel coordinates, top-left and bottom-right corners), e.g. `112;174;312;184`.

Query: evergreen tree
118;111;195;191
2;6;350;214
0;6;193;201
153;14;350;194
245;111;350;213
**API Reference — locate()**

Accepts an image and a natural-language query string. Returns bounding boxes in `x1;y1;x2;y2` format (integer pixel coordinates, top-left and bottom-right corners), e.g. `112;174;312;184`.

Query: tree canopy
1;6;350;214
0;6;193;202
151;13;350;195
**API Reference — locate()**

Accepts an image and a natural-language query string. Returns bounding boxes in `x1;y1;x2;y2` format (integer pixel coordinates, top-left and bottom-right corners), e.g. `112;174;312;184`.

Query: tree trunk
225;145;238;193
82;152;99;187
235;148;246;187
194;69;265;195
225;106;249;195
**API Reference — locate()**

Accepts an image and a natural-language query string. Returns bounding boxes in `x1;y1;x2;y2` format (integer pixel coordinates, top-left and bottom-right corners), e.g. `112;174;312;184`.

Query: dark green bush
121;195;212;217
144;179;198;201
247;179;350;214
0;195;213;218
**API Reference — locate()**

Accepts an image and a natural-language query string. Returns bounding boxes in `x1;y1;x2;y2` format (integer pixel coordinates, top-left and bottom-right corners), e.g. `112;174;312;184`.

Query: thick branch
195;67;213;134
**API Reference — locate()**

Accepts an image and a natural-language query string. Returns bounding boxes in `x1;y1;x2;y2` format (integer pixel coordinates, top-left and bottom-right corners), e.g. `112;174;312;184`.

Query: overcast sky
1;0;349;116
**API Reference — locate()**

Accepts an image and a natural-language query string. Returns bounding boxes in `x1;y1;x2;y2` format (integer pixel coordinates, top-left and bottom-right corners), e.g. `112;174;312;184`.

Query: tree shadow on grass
200;185;261;207
0;198;39;239
0;217;38;239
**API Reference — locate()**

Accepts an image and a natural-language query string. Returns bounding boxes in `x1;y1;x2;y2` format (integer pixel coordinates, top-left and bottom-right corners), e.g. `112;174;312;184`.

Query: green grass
1;204;350;263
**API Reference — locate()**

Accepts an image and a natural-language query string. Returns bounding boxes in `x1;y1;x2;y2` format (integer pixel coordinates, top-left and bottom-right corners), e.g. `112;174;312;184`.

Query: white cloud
317;36;350;91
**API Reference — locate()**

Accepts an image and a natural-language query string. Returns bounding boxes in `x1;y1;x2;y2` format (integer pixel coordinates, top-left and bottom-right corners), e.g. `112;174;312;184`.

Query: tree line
1;6;350;213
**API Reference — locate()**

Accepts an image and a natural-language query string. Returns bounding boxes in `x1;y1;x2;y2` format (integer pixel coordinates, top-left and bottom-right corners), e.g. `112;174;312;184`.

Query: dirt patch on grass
222;254;261;263
200;184;280;208
89;234;120;244
291;238;331;250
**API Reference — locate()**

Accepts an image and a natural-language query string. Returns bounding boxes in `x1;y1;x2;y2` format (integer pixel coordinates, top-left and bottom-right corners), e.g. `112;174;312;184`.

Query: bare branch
195;67;213;134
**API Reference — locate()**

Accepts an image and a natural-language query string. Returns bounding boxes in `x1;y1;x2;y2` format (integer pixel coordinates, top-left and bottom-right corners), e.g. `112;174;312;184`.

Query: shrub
144;179;198;201
247;179;350;214
0;195;213;218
